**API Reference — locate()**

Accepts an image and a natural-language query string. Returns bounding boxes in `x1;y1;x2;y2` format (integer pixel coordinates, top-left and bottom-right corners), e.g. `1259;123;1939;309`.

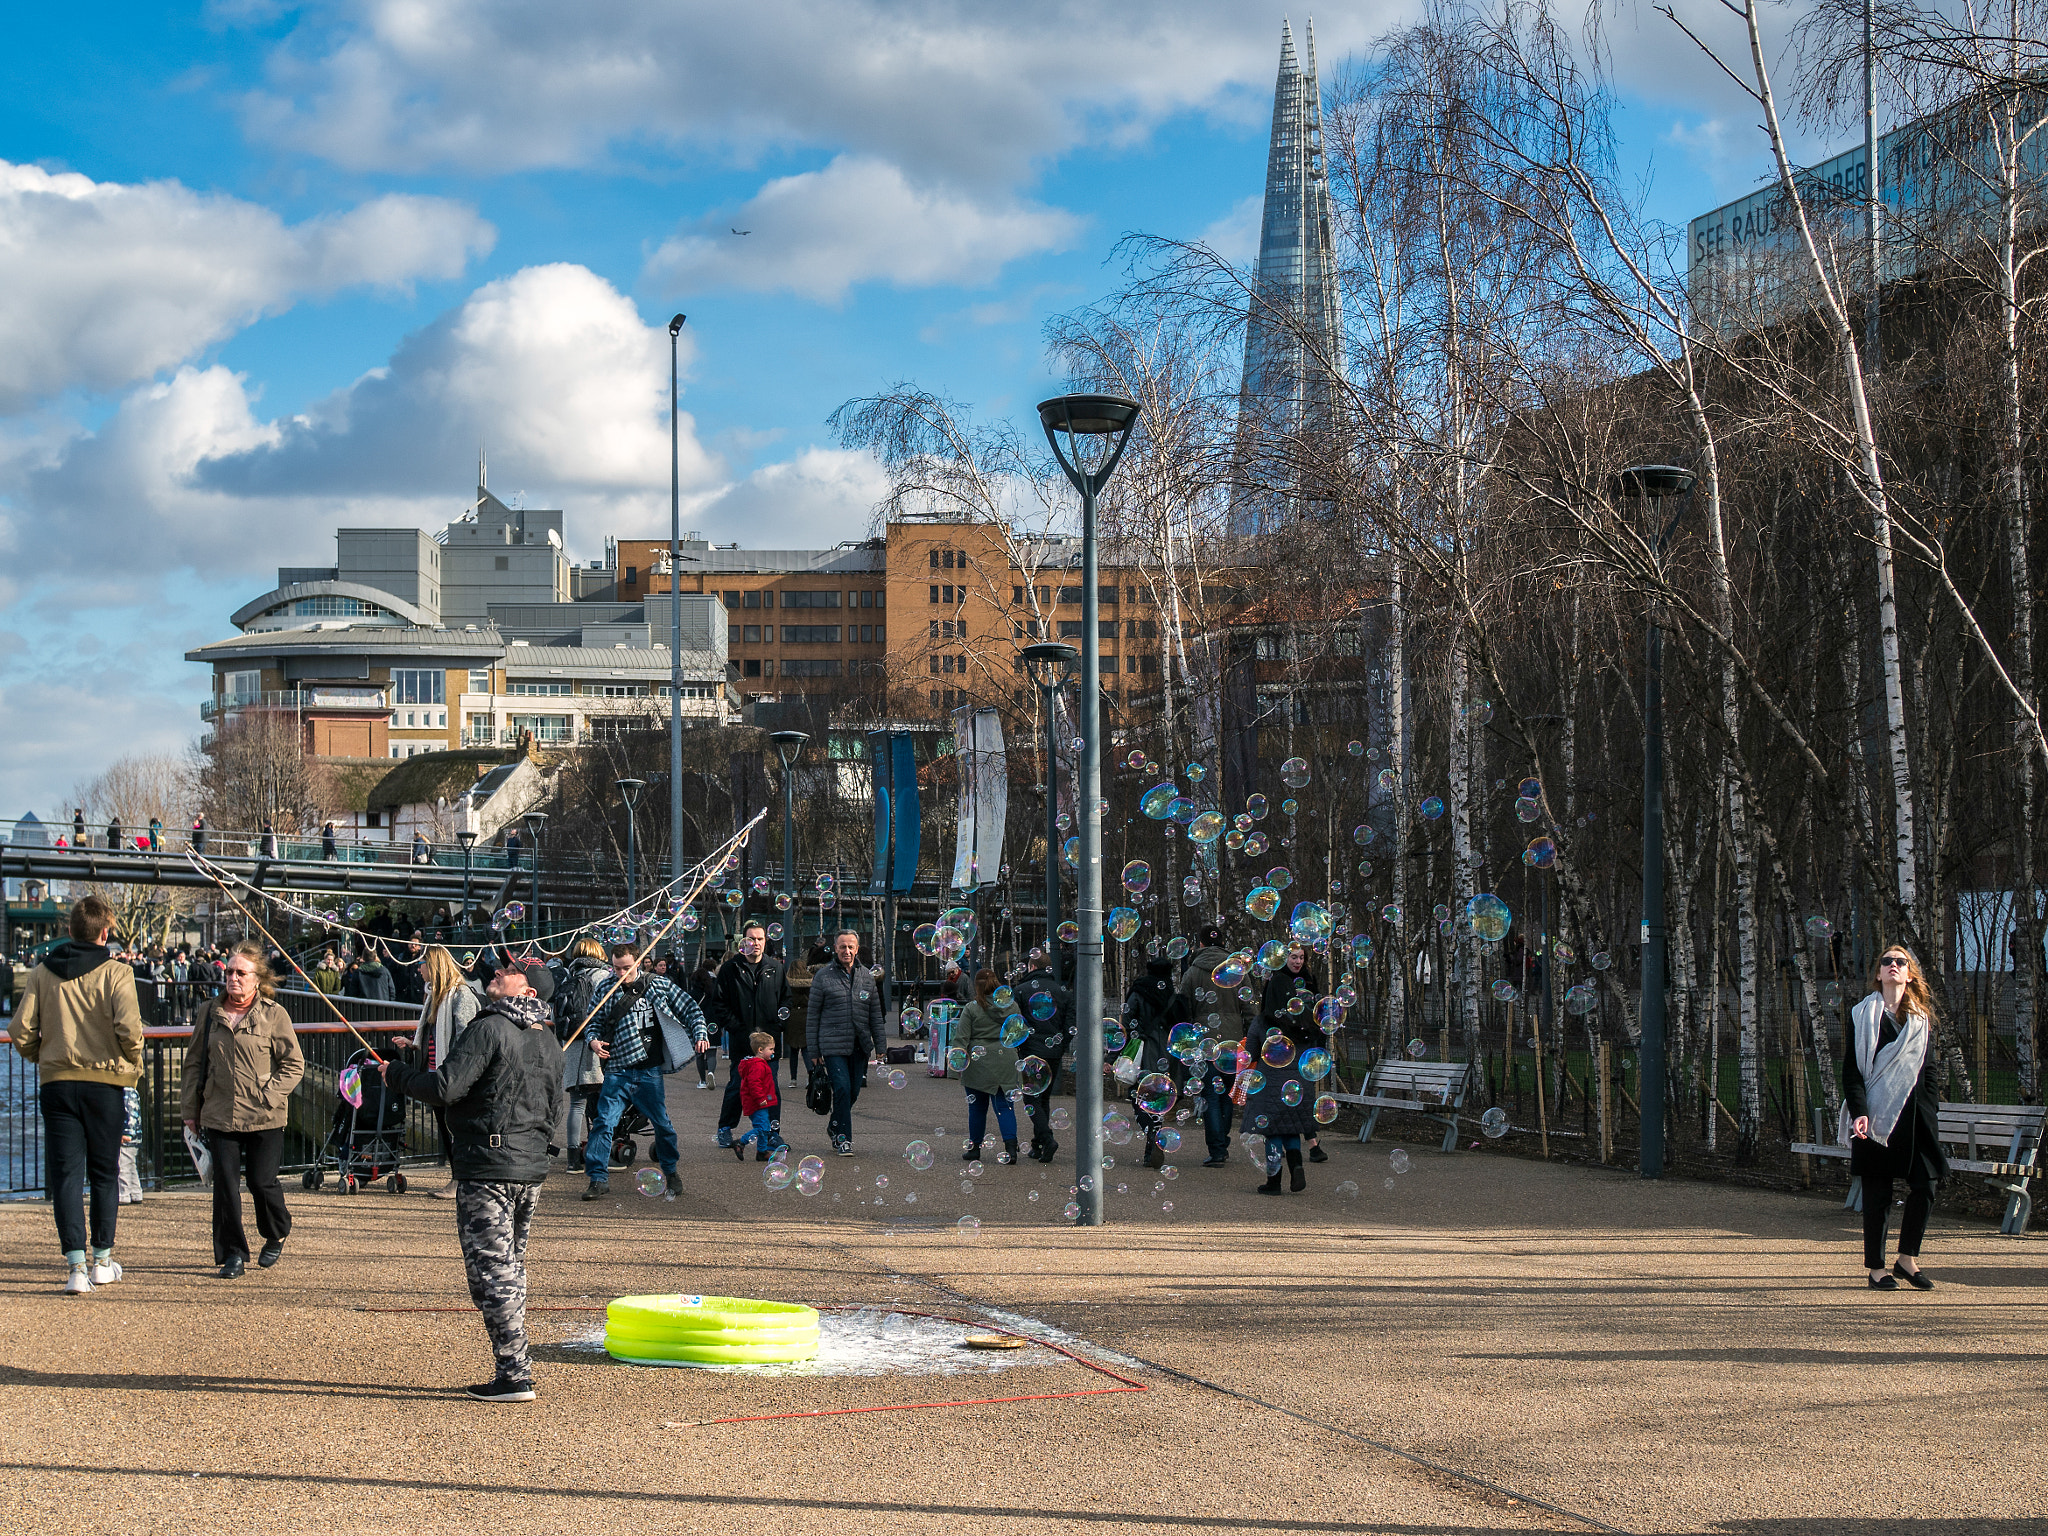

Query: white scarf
1837;991;1928;1148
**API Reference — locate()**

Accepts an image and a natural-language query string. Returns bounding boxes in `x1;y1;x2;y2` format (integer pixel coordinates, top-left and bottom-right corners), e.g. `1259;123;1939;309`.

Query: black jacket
1013;965;1071;1065
1843;1008;1949;1186
1123;959;1185;1075
343;962;395;1001
386;994;564;1183
711;953;793;1042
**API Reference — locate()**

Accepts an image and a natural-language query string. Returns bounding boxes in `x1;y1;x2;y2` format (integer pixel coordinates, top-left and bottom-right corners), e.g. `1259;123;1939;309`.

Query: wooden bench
1791;1102;2045;1235
1327;1059;1472;1153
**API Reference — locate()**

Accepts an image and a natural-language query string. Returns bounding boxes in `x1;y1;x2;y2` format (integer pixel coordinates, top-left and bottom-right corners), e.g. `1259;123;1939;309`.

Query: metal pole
461;844;474;940
1076;483;1105;1226
530;832;542;943
1042;675;1061;987
668;315;687;890
1864;0;1881;370
782;768;796;908
625;808;638;907
1640;600;1668;1178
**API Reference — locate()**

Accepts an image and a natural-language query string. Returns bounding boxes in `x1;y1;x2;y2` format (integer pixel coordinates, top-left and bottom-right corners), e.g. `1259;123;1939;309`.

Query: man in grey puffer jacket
381;957;562;1403
804;930;884;1154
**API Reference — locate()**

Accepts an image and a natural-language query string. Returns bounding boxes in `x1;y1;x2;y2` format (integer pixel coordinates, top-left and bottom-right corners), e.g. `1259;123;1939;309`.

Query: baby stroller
304;1045;412;1194
608;1104;654;1169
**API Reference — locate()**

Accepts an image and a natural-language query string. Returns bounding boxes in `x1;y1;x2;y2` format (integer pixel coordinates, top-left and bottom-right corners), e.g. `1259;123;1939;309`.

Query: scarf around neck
1838;992;1929;1148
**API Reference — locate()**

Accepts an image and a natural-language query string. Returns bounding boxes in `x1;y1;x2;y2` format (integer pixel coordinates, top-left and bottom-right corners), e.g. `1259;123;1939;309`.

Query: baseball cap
496;956;555;1002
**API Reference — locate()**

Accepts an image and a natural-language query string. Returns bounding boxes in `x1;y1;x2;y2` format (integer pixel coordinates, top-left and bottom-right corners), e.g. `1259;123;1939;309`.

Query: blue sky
0;0;1832;817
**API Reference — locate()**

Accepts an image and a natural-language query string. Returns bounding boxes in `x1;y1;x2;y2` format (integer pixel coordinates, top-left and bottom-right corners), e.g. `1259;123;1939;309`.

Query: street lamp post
523;810;548;945
769;731;808;950
667;313;688;895
1020;642;1080;985
1038;393;1140;1228
456;829;477;940
616;778;646;907
1610;464;1696;1180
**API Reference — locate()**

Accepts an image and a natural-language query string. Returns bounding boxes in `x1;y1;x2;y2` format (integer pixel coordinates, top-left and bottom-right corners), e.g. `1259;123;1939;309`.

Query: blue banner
889;733;921;893
866;730;892;897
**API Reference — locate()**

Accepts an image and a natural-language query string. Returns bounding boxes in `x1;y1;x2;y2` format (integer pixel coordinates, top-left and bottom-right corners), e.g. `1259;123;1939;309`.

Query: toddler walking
730;1032;783;1161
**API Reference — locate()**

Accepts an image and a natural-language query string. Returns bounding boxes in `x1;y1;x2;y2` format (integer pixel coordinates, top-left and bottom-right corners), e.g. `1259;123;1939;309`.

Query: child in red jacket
731;1031;783;1161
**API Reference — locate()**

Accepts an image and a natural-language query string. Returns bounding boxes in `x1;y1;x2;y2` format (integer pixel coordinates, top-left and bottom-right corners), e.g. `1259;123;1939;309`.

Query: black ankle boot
1256;1167;1284;1194
1287;1147;1306;1192
1000;1139;1020;1165
962;1140;983;1162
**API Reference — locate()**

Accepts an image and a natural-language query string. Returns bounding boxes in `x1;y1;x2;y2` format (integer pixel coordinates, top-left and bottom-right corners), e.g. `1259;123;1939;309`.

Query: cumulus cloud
644;157;1082;301
681;446;892;549
238;1;1391;184
0;265;720;578
1199;194;1264;265
0;160;494;413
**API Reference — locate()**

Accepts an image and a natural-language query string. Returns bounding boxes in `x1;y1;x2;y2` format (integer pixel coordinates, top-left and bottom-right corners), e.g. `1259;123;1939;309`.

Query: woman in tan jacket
181;942;304;1278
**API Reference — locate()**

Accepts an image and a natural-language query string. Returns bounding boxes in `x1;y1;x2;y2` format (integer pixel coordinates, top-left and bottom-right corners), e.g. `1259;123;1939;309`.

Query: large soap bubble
1288;901;1333;943
1279;756;1311;789
1104;907;1141;943
1260;1032;1296;1069
1465;893;1511;943
1523;837;1557;869
1480;1106;1510;1138
1132;1072;1177;1117
1140;783;1178;819
1188;811;1225;844
1243;885;1281;922
1420;797;1445;820
1121;859;1152;894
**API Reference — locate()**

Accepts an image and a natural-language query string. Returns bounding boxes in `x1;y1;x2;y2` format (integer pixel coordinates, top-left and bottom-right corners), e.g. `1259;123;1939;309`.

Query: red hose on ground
361;1301;1148;1424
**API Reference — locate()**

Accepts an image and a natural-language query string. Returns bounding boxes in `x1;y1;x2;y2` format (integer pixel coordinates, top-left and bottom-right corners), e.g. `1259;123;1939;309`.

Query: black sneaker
1202;1154;1228;1168
465;1377;536;1403
1308;1145;1329;1164
581;1180;608;1201
833;1137;853;1156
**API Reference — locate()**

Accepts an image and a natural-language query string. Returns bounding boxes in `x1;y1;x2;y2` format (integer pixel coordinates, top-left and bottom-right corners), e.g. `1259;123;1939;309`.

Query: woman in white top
1841;946;1947;1290
410;944;479;1200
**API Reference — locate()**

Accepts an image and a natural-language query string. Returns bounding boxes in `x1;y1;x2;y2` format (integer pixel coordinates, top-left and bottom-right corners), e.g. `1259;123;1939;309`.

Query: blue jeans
965;1089;1017;1147
1264;1133;1302;1175
1202;1071;1236;1157
584;1066;678;1184
821;1054;864;1144
736;1108;780;1152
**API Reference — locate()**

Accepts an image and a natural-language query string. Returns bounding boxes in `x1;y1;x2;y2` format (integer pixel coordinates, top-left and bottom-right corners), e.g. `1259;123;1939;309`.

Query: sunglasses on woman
1878;956;1910;970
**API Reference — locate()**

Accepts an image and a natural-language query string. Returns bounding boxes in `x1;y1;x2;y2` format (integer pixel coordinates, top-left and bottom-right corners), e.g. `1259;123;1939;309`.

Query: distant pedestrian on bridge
412;830;430;864
73;809;85;843
190;814;206;854
9;896;143;1295
147;818;160;852
321;822;338;861
259;820;277;859
105;819;122;851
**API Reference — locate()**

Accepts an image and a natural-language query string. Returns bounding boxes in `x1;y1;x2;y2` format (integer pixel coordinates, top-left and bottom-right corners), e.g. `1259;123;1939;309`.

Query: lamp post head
456;829;478;850
1037;393;1140;494
668;314;687;338
1610;464;1696;499
768;730;809;770
522;811;548;839
615;777;646;810
1020;641;1080;689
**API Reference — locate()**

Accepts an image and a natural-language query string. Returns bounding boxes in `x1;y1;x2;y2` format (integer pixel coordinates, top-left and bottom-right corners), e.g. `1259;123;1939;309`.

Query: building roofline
230;580;435;630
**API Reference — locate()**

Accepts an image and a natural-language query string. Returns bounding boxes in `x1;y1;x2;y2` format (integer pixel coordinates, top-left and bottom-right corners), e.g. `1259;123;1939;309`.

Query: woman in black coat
1242;944;1325;1194
1842;945;1947;1290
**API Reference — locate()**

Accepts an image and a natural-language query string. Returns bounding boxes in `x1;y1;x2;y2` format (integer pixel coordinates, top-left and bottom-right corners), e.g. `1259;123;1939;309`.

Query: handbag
805;1070;832;1116
884;1045;916;1065
183;1125;214;1188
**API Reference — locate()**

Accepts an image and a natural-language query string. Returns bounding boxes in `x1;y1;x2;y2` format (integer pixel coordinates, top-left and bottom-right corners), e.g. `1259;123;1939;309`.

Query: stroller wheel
302;1169;318;1191
612;1138;637;1169
343;1174;359;1194
389;1173;408;1195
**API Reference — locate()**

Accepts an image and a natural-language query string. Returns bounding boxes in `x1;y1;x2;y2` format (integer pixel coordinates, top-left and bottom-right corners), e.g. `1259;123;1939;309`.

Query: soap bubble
1469;699;1494;725
1244;1072;1265;1096
1518;777;1542;800
1313;997;1344;1030
1298;1047;1333;1081
887;1069;909;1089
1260;1033;1297;1069
1132;1072;1177;1117
1056;920;1079;944
946;1046;969;1072
337;1064;364;1109
1279;756;1311;789
1352;823;1375;846
1157;1127;1183;1154
1062;837;1080;868
1480;1106;1510;1138
1167;1022;1205;1062
1288;901;1333;943
1104;907;1141;943
932;925;966;960
764;1162;794;1190
798;1155;825;1180
1465;893;1512;943
904;1140;935;1171
1376;768;1397;791
901;1006;924;1028
1406;1038;1427;1059
1523;837;1557;869
1244;886;1281;922
635;1168;664;1197
998;1016;1029;1048
1565;981;1598;1016
1389;1149;1411;1174
1102;1109;1135;1145
1166;935;1189;961
1063;1201;1081;1220
1280;1080;1303;1106
966;1159;984;1178
956;1215;982;1237
1211;955;1249;989
913;923;941;956
1552;940;1577;965
1243;831;1270;858
1590;951;1612;971
1348;934;1374;969
1247;794;1269;819
1188;812;1225;844
1140;783;1179;819
1516;796;1542;823
1051;1106;1071;1130
1491;980;1519;1002
1103;1023;1127;1053
345;902;367;923
1254;940;1288;971
1804;915;1833;939
1122;859;1152;894
1821;980;1844;1008
1027;991;1058;1022
1381;904;1404;927
1419;797;1445;820
1313;1093;1340;1124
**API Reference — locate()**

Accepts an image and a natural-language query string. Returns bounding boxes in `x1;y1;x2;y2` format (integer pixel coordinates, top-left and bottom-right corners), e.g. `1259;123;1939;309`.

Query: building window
390;668;445;705
930;585;940;604
1139;655;1158;673
1058;585;1083;605
1334;630;1362;656
223;669;262;700
876;626;885;642
930;550;941;568
944;585;958;604
1126;619;1157;640
929;620;940;639
860;625;874;643
930;655;941;675
744;659;762;677
781;591;841;608
860;590;874;608
930;689;941;707
467;669;492;693
621;566;637;587
591;684;648;697
723;591;740;608
780;659;842;677
780;625;840;643
1097;655;1118;673
728;625;740;644
956;549;967;568
743;591;761;608
507;682;573;696
494;556;509;570
743;625;761;643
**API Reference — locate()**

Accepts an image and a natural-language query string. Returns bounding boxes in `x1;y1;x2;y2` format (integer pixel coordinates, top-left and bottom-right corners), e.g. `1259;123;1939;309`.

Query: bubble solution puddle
561;1308;1066;1377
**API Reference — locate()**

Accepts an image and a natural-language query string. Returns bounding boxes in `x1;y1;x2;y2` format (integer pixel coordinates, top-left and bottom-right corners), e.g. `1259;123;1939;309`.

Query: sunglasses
1878;956;1910;969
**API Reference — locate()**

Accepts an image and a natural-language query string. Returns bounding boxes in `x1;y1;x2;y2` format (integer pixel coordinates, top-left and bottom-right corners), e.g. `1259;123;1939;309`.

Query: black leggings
1863;1175;1934;1269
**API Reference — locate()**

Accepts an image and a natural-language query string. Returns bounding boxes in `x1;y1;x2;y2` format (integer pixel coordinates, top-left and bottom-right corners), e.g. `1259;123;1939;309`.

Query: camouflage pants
456;1180;540;1382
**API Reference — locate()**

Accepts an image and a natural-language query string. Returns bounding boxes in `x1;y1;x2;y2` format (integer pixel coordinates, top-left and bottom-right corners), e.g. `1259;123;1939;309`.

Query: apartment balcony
200;687;388;721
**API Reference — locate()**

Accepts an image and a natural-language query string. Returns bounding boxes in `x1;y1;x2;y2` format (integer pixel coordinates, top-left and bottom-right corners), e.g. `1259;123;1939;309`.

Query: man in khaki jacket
9;896;144;1294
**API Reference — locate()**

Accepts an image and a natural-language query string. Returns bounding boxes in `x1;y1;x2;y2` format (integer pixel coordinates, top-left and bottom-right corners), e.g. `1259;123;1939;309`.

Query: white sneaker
63;1266;92;1296
89;1259;122;1286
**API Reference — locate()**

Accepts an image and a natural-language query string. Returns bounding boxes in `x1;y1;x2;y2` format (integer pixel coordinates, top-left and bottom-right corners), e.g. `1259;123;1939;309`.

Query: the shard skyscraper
1228;18;1343;537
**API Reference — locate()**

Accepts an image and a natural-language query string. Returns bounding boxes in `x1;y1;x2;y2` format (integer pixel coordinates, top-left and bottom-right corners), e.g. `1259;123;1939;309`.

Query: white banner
950;706;1008;890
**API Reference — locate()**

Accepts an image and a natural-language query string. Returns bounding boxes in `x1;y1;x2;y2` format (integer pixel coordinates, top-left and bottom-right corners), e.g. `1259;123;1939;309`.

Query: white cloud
237;1;1393;184
682;446;892;548
1199;193;1264;264
0;265;721;577
0;160;494;413
644;156;1082;302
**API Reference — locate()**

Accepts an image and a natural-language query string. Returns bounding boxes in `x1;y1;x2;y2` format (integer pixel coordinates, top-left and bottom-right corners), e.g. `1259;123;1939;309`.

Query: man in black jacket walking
1014;952;1072;1163
380;957;562;1403
710;921;791;1147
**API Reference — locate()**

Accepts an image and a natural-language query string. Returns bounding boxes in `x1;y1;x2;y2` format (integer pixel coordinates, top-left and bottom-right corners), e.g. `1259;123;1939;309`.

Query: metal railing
199;688;389;721
4;990;441;1198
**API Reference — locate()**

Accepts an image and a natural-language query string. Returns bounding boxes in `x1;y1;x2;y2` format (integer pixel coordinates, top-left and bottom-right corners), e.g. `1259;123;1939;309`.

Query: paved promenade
2;1068;2044;1535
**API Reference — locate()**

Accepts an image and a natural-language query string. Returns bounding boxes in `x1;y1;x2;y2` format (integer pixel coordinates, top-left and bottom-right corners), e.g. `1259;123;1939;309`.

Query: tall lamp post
769;731;808;950
456;829;478;940
1020;641;1079;984
1610;463;1696;1179
616;778;646;907
1038;393;1140;1227
523;810;548;946
667;312;689;894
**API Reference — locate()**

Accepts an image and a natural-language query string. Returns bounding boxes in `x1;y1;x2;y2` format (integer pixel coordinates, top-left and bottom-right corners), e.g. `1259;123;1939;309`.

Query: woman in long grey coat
957;970;1022;1165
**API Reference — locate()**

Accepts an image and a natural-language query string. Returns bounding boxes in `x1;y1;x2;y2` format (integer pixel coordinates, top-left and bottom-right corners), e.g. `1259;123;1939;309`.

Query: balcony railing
200;688;389;721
